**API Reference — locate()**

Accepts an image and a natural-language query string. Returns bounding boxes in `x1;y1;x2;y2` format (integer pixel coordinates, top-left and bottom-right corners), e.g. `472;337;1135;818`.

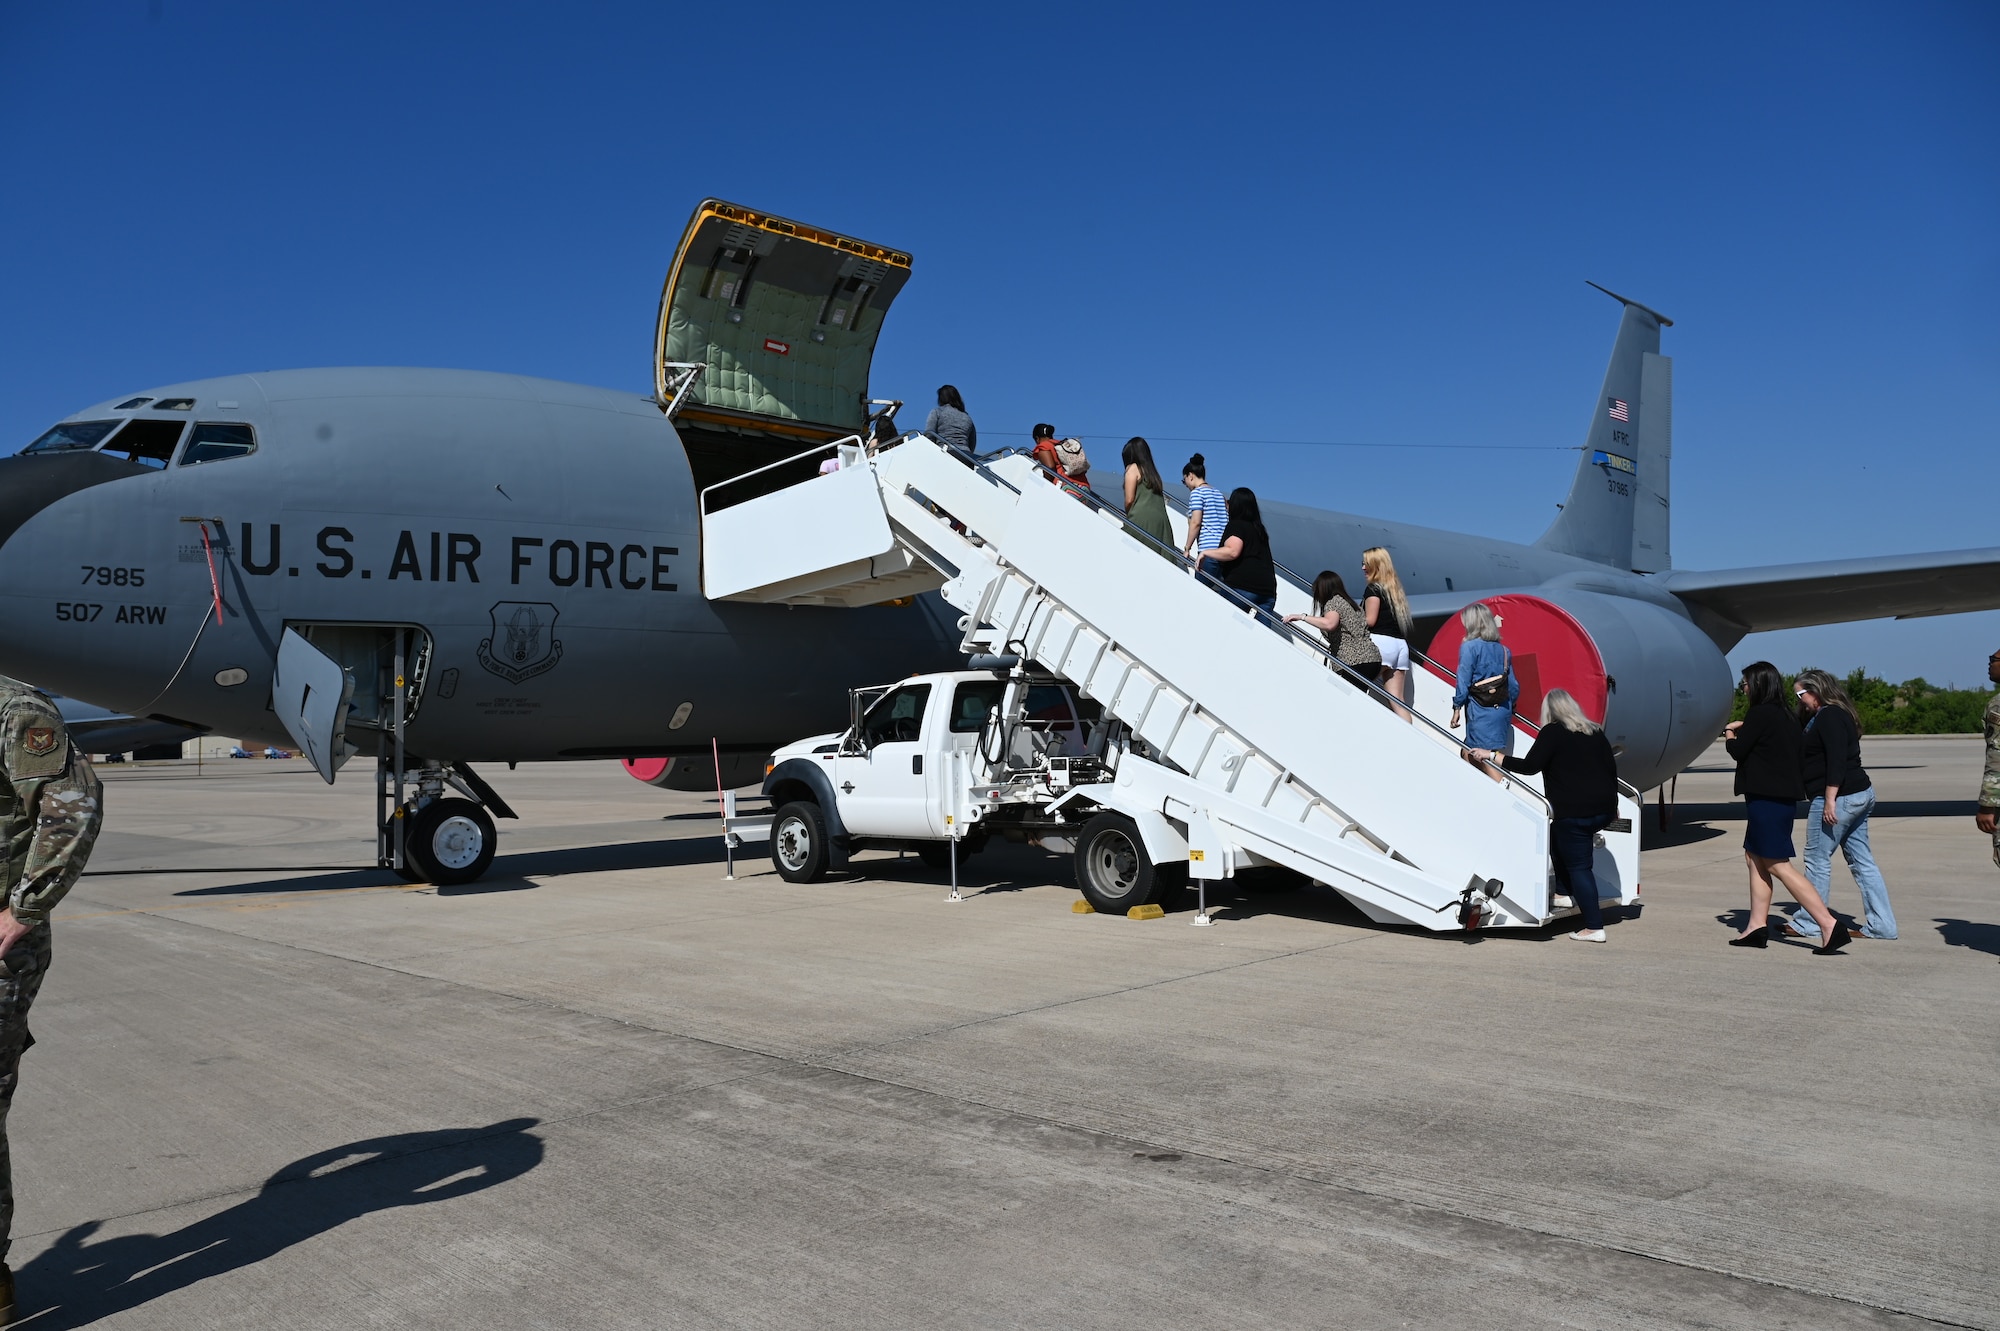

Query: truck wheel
1074;812;1164;912
406;798;497;886
771;801;829;883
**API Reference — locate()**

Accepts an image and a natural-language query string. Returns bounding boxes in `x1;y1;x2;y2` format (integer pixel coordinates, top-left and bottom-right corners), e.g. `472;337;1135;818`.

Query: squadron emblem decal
23;727;58;756
476;602;564;683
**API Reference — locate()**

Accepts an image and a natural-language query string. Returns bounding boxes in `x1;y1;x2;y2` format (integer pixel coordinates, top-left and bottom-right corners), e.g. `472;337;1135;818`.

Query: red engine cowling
1424;588;1733;790
1426;593;1609;727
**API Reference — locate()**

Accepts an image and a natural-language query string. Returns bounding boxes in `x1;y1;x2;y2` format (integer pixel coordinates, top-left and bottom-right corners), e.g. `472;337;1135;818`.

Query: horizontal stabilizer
1657;547;2000;647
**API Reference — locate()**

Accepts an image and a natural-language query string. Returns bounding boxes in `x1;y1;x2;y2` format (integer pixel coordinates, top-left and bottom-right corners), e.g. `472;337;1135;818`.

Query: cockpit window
114;397;153;410
180;422;256;466
23;420;120;454
98;418;186;467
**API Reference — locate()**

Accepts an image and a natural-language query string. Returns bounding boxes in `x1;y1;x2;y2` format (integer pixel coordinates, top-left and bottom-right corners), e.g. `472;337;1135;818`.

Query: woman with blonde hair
1450;602;1518;763
1787;668;1895;940
1474;689;1620;941
1361;547;1413;718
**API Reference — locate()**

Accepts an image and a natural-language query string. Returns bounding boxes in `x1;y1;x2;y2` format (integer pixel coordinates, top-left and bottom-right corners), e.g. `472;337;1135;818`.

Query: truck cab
760;667;1093;880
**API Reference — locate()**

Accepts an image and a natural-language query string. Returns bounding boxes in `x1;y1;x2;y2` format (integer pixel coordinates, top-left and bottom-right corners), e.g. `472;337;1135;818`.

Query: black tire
406;798;498;886
1073;812;1167;912
770;800;829;883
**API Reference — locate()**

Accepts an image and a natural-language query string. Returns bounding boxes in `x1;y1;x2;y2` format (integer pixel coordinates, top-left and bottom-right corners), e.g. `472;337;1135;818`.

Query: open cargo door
272;628;356;784
655;200;912;502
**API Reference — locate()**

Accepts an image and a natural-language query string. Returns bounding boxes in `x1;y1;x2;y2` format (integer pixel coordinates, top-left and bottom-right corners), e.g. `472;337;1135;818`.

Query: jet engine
1427;586;1733;791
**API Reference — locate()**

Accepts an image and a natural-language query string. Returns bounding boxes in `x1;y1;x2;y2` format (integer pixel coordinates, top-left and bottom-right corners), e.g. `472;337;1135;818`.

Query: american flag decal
1607;398;1630;422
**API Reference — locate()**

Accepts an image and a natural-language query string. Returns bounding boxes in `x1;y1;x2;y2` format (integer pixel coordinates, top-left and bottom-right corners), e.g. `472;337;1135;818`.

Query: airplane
2;198;1995;885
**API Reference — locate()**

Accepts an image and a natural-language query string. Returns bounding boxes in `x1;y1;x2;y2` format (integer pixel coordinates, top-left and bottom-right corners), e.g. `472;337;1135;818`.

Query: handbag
1468;648;1511;708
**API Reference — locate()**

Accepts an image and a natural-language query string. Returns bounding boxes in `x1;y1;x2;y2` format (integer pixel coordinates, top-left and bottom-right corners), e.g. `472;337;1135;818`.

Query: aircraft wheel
407;798;497;886
1074;812;1165;913
770;801;828;883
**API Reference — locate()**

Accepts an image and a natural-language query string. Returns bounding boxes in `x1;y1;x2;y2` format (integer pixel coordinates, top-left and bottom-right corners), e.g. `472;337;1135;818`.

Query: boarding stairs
701;437;1639;930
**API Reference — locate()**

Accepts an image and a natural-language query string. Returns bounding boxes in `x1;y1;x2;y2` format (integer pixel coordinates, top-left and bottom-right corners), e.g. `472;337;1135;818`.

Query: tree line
1727;668;1994;734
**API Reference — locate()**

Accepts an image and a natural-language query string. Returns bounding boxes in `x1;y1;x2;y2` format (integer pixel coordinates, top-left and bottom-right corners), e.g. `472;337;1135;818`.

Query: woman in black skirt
1722;661;1849;953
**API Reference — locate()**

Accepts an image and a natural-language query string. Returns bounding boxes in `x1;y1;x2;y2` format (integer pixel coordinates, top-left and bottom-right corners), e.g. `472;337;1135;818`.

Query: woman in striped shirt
1181;454;1229;561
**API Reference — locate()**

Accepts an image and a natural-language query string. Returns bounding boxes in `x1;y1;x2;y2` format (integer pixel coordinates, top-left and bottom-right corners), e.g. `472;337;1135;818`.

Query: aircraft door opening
283;621;436;752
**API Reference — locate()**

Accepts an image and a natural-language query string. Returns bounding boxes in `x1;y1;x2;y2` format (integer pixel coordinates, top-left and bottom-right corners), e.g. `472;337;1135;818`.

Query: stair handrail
699;435;866;515
907;442;1552;816
1413;646;1642;802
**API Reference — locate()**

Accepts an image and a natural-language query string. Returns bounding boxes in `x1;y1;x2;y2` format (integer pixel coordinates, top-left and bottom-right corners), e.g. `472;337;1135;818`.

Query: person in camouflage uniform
0;675;102;1321
1980;648;2000;868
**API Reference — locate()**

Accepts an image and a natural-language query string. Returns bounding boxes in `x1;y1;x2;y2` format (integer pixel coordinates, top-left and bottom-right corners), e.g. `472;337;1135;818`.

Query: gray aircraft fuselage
0;364;1733;791
0;368;963;767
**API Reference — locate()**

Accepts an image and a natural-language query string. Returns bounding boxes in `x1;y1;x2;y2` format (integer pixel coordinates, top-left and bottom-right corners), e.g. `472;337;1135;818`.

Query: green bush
1727;668;1991;734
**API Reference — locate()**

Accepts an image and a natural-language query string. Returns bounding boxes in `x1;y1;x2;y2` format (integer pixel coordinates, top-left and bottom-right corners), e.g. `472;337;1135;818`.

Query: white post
1187;808;1225;927
722;788;737;880
945;749;964;902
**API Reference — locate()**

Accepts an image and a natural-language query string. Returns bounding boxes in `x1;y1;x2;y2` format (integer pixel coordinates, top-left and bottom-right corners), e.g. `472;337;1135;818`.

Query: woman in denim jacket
1450;602;1520;760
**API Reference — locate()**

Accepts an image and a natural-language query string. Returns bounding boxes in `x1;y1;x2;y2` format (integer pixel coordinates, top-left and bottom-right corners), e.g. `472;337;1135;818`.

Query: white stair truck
708;436;1642;931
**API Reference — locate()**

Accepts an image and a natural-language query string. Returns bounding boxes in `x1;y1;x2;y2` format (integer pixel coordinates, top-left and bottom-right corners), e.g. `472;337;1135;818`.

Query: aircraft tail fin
1535;284;1673;572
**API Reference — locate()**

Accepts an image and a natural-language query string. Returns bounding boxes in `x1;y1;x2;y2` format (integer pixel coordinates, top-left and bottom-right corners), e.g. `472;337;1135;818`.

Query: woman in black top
1785;668;1896;940
1196;487;1278;614
1480;689;1619;941
1722;662;1847;952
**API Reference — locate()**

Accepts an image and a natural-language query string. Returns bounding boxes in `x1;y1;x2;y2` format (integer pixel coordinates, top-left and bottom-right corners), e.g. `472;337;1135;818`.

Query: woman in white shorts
1362;546;1414;719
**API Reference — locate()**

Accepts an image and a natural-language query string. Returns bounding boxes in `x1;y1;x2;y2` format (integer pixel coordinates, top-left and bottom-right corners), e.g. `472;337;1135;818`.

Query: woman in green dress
1122;437;1176;560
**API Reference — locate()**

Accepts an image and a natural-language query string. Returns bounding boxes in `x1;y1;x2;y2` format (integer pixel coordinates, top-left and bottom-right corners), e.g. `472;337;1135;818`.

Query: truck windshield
861;684;931;746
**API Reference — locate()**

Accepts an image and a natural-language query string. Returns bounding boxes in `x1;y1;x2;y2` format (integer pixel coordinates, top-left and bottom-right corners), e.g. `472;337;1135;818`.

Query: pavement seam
45;904;1980;1328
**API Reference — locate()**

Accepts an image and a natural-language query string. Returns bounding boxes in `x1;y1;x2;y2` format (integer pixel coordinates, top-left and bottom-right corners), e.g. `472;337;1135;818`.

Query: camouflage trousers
0;924;51;1263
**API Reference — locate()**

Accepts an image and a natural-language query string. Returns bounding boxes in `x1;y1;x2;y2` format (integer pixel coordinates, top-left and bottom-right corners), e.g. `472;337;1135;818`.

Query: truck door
833;681;935;839
933;678;1007;834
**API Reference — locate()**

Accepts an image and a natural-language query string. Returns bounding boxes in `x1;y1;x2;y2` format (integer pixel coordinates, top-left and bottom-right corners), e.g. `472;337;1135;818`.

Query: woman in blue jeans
1481;689;1621;942
1786;668;1897;940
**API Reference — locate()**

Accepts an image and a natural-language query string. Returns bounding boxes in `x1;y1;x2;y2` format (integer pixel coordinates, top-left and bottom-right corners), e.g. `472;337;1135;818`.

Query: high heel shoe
1812;920;1852;955
1727;928;1769;948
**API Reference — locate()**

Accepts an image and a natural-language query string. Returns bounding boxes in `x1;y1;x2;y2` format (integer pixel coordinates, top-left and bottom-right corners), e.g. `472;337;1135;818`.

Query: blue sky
4;1;1995;683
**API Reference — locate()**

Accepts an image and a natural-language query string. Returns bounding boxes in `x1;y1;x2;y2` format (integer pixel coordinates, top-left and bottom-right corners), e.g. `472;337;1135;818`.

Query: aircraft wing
56;696;202;753
1654;546;2000;634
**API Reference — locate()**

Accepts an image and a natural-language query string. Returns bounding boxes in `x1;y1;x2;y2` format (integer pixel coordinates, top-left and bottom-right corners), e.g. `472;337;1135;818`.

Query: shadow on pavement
174;837;726;897
15;1118;543;1328
1641;820;1728;850
1934;918;2000;959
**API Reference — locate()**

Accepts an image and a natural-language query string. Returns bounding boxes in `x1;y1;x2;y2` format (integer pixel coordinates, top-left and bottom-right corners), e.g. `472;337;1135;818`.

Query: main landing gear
382;761;514;886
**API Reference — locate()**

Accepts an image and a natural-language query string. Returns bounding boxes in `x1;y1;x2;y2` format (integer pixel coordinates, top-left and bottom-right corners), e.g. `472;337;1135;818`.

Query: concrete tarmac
11;737;1996;1328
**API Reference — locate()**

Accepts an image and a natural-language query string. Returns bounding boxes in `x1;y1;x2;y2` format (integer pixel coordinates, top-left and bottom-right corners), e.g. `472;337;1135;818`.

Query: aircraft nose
0;450;151;552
